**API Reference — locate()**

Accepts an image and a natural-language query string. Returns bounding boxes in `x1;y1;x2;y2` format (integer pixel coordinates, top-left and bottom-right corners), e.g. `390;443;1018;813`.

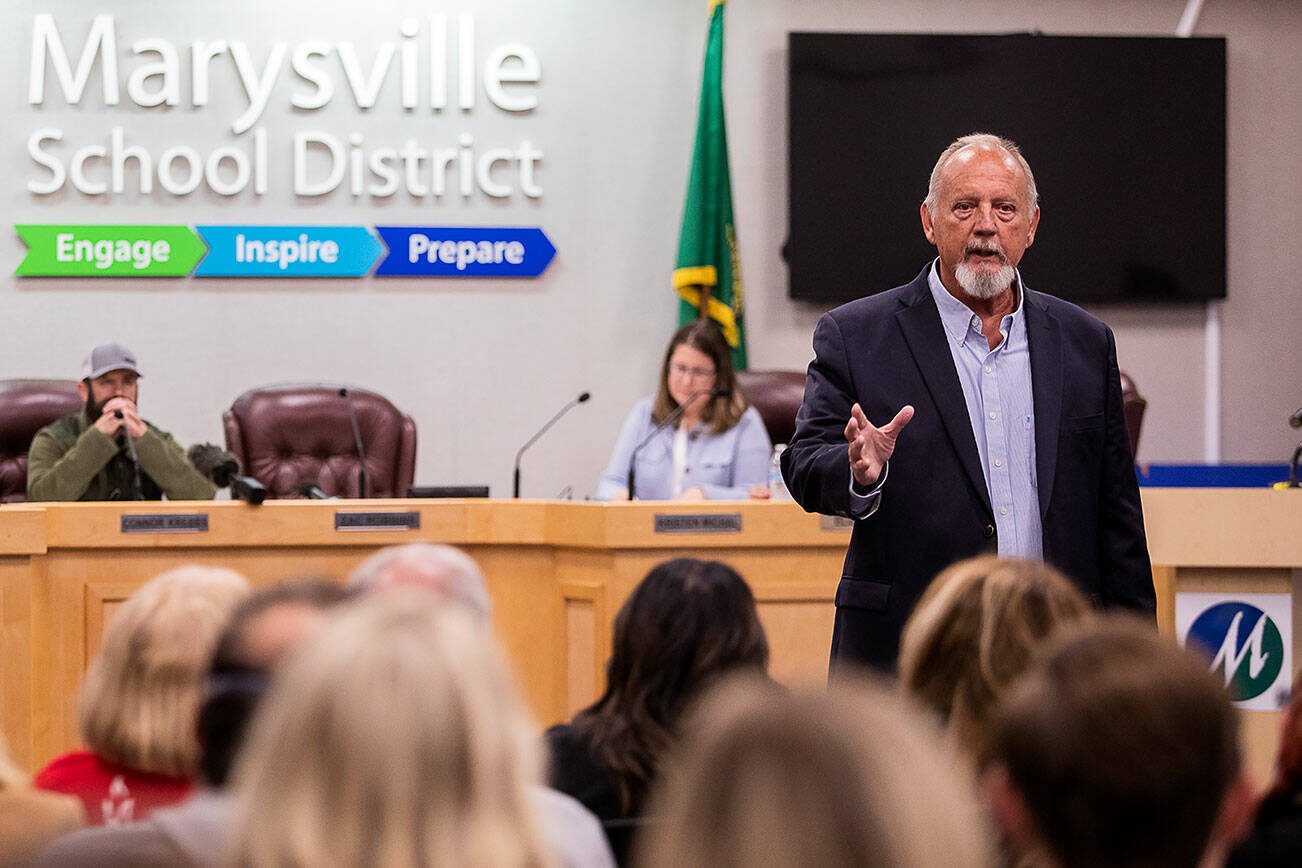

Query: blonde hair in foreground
637;676;994;868
78;565;249;776
230;591;550;868
898;556;1092;763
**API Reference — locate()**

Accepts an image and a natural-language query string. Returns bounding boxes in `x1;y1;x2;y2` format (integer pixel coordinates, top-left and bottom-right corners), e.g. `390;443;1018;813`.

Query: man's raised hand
844;403;914;488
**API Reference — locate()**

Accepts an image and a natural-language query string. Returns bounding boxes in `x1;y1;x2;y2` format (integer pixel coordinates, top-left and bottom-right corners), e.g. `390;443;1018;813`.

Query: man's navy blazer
782;267;1155;669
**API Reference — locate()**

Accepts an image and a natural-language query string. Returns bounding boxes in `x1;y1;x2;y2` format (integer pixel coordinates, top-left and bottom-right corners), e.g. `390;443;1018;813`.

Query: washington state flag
673;0;746;371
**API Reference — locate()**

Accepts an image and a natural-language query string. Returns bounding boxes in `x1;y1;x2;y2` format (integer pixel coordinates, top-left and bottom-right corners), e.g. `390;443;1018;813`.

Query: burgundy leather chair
223;383;416;499
0;379;84;503
735;370;808;446
1119;370;1147;459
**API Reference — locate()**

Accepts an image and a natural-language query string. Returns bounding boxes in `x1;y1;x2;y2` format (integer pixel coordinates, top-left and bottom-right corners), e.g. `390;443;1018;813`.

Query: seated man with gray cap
26;343;215;502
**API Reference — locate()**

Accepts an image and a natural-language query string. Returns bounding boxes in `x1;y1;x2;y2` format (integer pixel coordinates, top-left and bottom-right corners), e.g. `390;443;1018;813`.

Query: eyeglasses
670;362;716;381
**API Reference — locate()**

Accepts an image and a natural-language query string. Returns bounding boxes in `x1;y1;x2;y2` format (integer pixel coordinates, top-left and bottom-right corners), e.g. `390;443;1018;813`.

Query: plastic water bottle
769;444;793;501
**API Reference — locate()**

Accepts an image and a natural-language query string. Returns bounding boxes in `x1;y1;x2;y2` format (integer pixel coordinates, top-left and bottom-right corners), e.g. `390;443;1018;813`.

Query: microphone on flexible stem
626;388;729;500
297;481;336;500
186;443;266;505
339;388;368;499
513;391;591;498
1281;410;1302;488
114;410;144;501
188;443;239;487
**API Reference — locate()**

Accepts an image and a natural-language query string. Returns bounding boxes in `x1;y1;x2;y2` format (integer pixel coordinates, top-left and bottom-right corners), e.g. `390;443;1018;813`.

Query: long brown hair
651;320;747;434
573;558;769;813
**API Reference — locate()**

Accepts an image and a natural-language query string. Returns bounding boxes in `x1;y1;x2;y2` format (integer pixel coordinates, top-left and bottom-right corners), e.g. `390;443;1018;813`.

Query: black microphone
339;388;368;499
114;409;144;501
186;443;265;504
1286;410;1302;489
513;391;592;498
231;474;268;505
297;481;335;500
187;443;240;488
626;388;729;499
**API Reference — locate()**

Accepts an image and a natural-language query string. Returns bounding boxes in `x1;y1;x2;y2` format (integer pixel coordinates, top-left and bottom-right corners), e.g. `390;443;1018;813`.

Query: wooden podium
2;491;1298;782
1142;488;1302;785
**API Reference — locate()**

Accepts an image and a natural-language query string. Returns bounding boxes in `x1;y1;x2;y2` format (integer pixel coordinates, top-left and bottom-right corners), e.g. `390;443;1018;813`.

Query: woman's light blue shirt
596;397;773;500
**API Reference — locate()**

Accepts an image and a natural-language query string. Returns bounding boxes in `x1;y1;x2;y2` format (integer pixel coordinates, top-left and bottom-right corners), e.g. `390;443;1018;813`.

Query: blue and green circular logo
1186;602;1284;701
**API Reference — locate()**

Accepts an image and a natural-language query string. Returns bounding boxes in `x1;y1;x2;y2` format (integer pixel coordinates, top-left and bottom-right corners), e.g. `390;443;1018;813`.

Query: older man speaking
782;133;1154;670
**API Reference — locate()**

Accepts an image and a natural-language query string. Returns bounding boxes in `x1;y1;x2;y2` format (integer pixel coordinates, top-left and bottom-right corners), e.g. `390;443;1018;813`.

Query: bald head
348;543;491;618
924;133;1039;217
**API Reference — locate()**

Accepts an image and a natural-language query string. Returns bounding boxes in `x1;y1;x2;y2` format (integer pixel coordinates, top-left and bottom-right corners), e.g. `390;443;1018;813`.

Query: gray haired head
348;543;491;619
923;133;1039;217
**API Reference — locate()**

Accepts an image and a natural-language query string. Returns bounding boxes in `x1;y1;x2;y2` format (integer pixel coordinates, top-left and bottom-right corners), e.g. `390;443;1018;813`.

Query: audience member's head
78;565;249;777
576;557;769;812
984;617;1252;868
898;555;1092;761
637;676;994;868
1231;666;1302;862
347;542;491;617
1263;667;1302;804
196;578;355;788
229;591;548;867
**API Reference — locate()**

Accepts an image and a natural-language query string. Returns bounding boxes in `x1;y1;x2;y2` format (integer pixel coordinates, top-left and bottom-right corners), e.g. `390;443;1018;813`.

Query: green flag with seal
674;0;746;371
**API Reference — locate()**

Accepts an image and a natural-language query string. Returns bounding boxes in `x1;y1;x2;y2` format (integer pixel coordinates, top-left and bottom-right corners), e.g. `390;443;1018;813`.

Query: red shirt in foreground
32;750;193;826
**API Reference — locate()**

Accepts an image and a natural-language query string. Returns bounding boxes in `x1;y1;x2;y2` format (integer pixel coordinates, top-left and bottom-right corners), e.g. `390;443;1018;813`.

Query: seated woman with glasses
597;320;772;500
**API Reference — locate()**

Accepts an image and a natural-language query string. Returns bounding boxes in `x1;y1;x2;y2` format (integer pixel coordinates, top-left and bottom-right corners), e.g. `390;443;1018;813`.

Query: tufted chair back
0;379;84;503
223;383;417;499
735;370;808;447
1118;370;1147;459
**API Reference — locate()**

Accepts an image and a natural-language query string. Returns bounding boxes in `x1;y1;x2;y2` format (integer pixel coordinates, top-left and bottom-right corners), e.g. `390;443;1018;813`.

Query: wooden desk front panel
8;491;1297;779
1;501;849;770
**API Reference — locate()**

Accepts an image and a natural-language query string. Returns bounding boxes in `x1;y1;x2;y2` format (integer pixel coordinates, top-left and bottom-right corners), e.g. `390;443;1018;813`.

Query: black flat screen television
787;33;1226;305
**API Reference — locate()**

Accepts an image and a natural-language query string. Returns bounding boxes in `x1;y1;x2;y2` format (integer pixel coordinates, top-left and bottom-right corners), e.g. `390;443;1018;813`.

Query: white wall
3;0;1299;500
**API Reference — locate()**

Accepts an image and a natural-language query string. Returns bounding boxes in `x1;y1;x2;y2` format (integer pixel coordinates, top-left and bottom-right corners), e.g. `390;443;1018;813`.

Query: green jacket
26;410;217;502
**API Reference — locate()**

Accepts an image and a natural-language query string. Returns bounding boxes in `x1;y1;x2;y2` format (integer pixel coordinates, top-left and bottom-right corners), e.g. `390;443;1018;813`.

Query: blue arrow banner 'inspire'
194;226;383;277
374;226;556;277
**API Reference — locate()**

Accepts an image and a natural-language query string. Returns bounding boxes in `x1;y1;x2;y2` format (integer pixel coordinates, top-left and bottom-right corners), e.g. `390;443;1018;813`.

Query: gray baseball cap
80;343;142;380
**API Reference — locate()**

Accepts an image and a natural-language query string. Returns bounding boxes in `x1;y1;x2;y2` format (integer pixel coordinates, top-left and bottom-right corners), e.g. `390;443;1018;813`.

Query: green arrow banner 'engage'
15;225;207;277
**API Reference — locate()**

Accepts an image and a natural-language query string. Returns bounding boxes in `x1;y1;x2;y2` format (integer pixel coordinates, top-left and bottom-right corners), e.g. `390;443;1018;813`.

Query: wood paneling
0;500;849;770
3;491;1299;787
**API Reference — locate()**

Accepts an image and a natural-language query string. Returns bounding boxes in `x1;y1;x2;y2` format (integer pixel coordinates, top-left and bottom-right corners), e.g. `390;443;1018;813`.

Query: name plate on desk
653;513;742;534
334;511;421;531
120;514;209;534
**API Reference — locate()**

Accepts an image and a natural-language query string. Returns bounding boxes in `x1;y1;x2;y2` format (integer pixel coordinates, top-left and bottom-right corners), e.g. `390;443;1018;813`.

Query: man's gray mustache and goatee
956;240;1015;300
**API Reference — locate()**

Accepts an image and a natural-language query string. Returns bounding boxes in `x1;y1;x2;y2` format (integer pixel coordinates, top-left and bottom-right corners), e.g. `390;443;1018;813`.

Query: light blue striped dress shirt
927;262;1043;560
